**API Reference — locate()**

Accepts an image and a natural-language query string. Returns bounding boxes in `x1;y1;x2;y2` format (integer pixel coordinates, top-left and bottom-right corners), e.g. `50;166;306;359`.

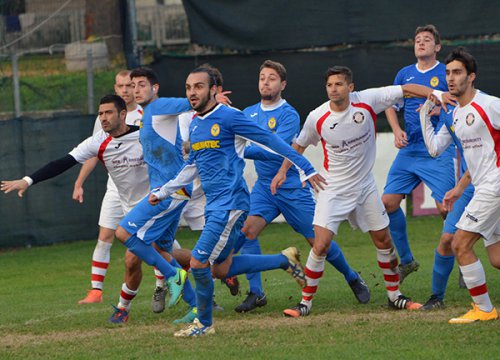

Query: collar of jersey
260;98;286;112
196;103;222;119
415;60;440;74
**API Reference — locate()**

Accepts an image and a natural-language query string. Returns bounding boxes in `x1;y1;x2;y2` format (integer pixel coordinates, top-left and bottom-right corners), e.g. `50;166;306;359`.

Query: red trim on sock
386;285;399;291
384;274;400;282
92;260;109;269
303;285;318;293
302;295;313;301
469;283;488;297
120;291;136;301
91;274;105;282
305;268;324;279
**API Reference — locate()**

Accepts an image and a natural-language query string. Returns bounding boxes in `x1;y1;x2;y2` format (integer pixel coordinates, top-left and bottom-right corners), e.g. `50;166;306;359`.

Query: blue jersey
243;100;302;188
157;104;316;212
139;97;191;188
393;62;453;157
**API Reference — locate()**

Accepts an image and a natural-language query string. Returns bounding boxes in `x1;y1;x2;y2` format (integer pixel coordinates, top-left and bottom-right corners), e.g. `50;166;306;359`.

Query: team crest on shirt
466;113;475;126
211;123;220;136
139;120;143;128
430;76;439;87
353;111;365;124
268;117;276;129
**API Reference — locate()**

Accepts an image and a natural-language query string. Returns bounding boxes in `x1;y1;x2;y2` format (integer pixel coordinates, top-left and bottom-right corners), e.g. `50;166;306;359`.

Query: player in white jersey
271;66;440;316
431;48;500;323
73;71;144;304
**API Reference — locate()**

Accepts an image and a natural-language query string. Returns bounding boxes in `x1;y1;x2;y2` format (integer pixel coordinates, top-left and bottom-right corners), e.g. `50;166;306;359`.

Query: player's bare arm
442;170;471;212
385;107;407;148
73;157;99;203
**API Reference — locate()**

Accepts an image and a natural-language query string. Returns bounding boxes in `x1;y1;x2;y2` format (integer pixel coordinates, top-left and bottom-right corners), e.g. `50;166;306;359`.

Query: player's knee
115;226;130;243
382;194;400;213
451;235;469;258
438;233;454;255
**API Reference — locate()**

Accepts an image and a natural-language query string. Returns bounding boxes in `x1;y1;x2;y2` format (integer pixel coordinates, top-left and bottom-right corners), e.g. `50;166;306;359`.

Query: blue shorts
192;210;247;265
383;152;455;203
119;195;186;252
249;181;315;239
442;186;474;234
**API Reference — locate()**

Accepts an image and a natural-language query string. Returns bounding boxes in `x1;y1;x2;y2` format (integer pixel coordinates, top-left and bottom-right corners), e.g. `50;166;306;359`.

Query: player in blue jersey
234;60;370;312
149;66;325;337
110;67;198;324
419;100;474;309
382;25;456;281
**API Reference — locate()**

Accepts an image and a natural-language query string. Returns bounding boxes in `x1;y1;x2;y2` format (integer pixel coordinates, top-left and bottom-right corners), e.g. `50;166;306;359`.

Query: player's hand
440;92;457;113
442;187;462;212
72;185;84;203
393;128;408;149
305;173;326;192
215;91;232;105
270;171;287;195
148;193;161;206
1;179;29;198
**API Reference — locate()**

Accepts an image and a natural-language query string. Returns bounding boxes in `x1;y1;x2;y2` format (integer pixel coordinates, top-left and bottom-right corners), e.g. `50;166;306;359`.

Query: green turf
1;217;498;359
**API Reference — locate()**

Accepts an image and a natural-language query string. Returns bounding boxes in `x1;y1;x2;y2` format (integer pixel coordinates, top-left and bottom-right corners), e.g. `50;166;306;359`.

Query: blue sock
326;240;358;283
431;249;455;300
388;208;413;265
124;235;176;278
226;254;288;278
192;267;213;327
241;238;264;296
170;258;196;308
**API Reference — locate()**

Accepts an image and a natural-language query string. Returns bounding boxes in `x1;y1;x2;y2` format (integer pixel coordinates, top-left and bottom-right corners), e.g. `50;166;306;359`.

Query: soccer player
74;70;143;304
110;67;201;324
431;48;499;323
419;99;474;310
382;25;455;281
235;60;369;312
271;66;439;317
149;66;325;337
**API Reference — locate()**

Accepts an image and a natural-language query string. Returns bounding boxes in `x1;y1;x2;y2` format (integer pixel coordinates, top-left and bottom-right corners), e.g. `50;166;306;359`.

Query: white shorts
313;182;389;235
98;177;125;230
181;193;206;231
456;189;500;247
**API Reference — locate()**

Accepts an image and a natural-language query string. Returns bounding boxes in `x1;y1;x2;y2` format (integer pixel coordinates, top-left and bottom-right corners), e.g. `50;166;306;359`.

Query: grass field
1;217;499;359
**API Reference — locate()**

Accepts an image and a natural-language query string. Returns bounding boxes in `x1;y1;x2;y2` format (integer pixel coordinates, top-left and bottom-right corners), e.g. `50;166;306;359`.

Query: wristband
22;176;33;186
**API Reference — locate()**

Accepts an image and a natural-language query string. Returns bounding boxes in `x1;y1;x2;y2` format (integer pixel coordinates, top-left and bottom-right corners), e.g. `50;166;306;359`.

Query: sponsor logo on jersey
197;249;209;255
128;221;137;227
268;117;276;129
405;76;415;82
250;112;258;118
353;111;365;124
114;142;123;149
430;76;439;87
192;140;220;151
211;123;220;137
466;113;475;126
330;122;338;130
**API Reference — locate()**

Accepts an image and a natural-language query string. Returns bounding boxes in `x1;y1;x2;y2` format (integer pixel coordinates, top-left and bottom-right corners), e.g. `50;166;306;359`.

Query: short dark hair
99;94;126;114
189;66;218;88
130;67;159;86
260;60;287;81
198;63;224;87
324;66;353;84
445;47;478;76
415;24;441;45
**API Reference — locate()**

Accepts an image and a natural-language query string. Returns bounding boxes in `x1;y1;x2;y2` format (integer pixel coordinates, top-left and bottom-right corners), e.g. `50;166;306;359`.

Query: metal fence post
86;48;94;114
12;53;21;118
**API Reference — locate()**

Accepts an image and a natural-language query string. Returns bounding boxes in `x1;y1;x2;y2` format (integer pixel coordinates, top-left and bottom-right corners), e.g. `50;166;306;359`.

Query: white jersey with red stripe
296;85;404;193
69;126;149;213
452;90;500;195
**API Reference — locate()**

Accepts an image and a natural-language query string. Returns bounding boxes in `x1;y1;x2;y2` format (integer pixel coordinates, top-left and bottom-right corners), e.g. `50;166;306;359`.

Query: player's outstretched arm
385;107;407;148
73;157;99;203
419;99;453;157
1;178;30;197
